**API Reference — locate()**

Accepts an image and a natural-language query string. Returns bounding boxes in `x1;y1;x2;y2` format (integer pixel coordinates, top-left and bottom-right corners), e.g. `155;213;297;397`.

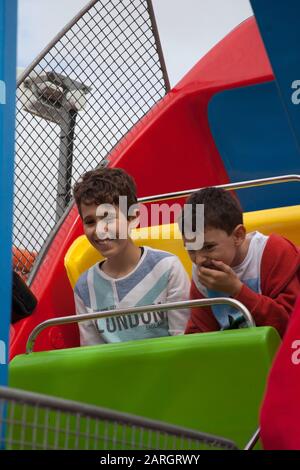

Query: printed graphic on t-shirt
96;310;169;342
207;278;259;329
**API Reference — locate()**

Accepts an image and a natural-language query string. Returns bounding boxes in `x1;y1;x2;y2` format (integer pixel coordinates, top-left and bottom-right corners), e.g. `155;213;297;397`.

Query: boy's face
185;225;246;269
81;202;136;258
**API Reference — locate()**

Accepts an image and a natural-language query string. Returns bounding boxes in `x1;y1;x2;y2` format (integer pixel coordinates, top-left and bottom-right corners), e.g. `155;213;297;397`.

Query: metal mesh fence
14;0;169;277
0;387;237;450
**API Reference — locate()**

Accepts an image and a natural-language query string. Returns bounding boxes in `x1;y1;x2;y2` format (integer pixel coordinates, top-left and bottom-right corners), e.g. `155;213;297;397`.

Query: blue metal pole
0;0;17;387
250;0;300;156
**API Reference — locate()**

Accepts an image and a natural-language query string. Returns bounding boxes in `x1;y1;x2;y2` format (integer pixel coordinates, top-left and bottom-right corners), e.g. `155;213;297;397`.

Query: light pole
20;71;91;221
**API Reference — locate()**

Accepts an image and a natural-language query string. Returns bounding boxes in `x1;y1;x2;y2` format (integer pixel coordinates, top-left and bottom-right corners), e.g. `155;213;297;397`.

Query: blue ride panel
0;0;17;387
250;0;300;155
208;81;300;211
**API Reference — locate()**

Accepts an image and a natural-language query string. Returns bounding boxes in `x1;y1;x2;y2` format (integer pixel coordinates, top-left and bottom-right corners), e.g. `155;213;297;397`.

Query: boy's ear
232;224;246;245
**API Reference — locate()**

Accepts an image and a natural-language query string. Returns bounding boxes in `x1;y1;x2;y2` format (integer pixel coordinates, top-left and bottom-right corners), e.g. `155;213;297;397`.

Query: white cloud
17;0;88;68
152;0;253;86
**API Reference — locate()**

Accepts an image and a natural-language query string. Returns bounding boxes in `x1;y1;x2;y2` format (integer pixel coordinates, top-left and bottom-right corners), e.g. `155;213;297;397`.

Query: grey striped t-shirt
74;246;190;345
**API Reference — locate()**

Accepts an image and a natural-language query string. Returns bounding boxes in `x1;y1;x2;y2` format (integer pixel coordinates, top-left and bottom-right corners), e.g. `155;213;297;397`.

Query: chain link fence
0;387;237;450
14;0;169;277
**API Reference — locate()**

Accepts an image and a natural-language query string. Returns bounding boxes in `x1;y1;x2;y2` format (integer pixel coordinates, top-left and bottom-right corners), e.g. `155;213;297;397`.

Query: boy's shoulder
142;246;179;267
262;232;299;256
260;232;300;295
247;231;299;265
140;247;186;284
74;262;98;294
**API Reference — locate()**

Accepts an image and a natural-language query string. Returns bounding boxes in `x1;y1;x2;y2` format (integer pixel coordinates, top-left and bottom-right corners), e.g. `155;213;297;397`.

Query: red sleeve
260;296;300;449
234;279;298;337
185;280;220;334
234;235;300;337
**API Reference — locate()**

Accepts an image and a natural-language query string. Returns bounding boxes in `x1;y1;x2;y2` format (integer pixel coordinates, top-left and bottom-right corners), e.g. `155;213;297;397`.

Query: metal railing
244;428;260;450
0;386;237;450
26;298;254;353
138;174;300;203
14;0;169;277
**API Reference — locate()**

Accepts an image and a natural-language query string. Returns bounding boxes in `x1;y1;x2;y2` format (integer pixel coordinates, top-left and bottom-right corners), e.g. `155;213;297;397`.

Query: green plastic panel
9;327;280;449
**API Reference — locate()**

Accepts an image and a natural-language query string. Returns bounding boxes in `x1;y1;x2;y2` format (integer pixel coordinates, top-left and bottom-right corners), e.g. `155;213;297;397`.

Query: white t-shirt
74;246;190;344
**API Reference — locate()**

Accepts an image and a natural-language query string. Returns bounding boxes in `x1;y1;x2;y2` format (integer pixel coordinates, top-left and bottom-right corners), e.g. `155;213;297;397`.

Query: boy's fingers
199;265;226;275
198;267;221;280
198;266;214;276
211;260;229;272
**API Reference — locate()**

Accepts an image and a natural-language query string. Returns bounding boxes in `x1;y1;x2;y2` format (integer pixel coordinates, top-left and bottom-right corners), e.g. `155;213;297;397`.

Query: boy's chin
94;239;115;252
95;239;128;256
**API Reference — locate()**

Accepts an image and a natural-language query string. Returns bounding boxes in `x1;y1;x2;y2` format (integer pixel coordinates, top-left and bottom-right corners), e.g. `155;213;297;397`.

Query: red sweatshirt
185;234;300;337
260;296;300;449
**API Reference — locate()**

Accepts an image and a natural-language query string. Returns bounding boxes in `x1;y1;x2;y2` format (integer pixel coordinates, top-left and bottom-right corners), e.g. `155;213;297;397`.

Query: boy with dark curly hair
73;167;190;345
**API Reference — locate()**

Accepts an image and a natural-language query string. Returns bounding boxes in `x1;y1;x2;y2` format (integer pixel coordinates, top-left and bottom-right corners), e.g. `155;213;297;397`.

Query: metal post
56;109;77;221
0;0;17;387
250;0;300;155
146;0;171;92
20;71;90;223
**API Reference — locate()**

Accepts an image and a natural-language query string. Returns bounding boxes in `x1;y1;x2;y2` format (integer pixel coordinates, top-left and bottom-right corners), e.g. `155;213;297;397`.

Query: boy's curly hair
73;167;137;217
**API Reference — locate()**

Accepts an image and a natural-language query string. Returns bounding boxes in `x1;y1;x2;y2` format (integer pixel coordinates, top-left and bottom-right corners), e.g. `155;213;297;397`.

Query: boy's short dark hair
181;187;243;235
73;167;137;217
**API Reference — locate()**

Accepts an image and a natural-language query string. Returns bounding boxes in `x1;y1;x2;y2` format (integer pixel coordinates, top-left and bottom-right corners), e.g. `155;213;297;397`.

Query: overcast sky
17;0;253;86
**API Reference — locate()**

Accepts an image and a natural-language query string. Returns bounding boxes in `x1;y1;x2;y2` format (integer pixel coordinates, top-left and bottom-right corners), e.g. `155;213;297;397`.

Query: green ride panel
9;327;280;449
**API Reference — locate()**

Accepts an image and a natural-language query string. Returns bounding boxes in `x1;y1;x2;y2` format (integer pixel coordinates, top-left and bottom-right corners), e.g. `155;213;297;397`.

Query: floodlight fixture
20;71;91;221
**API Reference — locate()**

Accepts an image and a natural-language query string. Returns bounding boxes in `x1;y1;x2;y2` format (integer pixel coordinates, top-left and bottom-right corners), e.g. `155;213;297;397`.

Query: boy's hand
197;260;242;297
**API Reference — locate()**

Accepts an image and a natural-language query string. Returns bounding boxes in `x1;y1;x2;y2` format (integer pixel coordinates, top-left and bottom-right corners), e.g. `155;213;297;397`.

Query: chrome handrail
138;174;300;203
244;427;260;450
26;297;254;354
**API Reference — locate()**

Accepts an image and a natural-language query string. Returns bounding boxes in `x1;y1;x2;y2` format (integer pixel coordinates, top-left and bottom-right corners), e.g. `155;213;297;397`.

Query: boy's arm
234;276;299;337
185;280;220;334
74;292;104;345
166;258;191;335
234;235;300;337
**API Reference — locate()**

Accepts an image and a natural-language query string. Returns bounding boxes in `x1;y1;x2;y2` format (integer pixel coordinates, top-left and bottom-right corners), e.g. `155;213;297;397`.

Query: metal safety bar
244;427;260;450
0;386;237;450
26;297;254;354
138;174;300;203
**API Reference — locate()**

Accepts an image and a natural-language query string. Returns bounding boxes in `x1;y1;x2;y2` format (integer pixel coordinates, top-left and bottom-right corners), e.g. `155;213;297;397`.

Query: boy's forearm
234;284;291;337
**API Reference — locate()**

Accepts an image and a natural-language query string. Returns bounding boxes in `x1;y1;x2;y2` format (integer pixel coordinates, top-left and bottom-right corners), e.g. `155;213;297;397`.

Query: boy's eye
84;219;95;226
203;245;215;251
97;213;116;223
